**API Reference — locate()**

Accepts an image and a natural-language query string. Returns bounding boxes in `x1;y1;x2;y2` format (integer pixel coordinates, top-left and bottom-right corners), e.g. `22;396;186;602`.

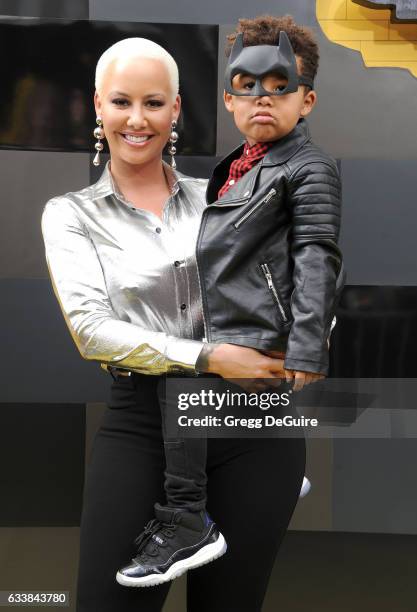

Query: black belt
105;365;132;380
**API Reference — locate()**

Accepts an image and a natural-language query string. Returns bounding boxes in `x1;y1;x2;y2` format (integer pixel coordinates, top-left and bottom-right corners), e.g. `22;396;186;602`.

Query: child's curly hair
226;15;319;87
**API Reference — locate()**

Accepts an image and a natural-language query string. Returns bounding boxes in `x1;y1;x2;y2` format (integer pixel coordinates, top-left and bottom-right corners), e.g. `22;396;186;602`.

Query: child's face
223;57;317;145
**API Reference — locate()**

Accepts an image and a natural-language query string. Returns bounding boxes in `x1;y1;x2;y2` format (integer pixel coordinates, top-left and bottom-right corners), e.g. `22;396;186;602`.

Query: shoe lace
133;518;178;560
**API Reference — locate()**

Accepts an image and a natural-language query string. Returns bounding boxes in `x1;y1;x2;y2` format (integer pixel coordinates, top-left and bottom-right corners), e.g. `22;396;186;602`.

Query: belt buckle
108;365;132;381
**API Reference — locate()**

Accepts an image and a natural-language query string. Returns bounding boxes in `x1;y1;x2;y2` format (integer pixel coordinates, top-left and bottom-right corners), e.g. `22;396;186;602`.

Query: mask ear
277;30;295;63
229;32;244;63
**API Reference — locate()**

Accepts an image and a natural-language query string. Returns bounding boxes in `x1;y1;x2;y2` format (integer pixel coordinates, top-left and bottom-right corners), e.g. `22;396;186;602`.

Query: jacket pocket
260;262;289;323
234;188;277;229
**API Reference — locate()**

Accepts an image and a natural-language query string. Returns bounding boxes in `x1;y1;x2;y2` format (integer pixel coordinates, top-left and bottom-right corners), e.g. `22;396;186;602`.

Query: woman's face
94;56;180;167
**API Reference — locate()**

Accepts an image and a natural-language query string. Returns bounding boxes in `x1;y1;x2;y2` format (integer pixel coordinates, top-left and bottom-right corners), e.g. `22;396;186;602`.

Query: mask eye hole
231;71;290;94
231;73;257;93
261;72;289;93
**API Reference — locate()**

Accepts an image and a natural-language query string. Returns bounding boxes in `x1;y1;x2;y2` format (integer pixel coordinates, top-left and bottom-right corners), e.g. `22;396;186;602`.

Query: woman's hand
196;344;326;393
196;343;286;393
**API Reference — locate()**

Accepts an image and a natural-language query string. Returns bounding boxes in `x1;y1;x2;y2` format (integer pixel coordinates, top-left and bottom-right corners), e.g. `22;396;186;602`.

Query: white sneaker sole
299;476;311;498
116;532;227;588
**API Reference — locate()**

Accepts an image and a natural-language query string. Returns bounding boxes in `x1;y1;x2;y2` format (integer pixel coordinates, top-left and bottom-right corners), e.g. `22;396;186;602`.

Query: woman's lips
120;133;155;147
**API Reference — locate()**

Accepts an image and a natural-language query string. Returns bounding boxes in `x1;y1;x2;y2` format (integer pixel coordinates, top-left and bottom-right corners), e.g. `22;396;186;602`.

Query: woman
41;38;305;612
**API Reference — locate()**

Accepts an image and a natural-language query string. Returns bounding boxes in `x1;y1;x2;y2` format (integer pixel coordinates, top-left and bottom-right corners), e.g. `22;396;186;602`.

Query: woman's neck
108;155;171;220
109;155;167;195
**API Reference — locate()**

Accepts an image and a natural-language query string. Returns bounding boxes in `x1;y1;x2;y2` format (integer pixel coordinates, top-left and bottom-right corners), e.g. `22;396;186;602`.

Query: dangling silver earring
93;117;105;166
168;120;178;169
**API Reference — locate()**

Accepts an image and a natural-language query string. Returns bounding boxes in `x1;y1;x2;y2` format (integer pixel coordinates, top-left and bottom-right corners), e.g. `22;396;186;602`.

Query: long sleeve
284;160;344;375
41;198;204;375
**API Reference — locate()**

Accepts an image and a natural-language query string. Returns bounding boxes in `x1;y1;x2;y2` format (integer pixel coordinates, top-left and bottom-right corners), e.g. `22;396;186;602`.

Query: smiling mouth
121;134;154;144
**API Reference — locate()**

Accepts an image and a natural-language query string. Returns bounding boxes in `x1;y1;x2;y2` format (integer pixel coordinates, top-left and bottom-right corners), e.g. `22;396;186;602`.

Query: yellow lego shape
389;23;417;41
362;40;417;61
316;0;347;20
346;2;391;20
320;19;389;40
316;0;417;78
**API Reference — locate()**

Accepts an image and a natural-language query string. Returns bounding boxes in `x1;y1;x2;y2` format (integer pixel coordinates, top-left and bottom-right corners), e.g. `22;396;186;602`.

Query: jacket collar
262;117;311;166
207;118;311;205
217;117;311;170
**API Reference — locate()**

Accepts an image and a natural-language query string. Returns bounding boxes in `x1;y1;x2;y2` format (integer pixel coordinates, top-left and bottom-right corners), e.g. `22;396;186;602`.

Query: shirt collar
214;118;311;170
91;160;181;202
242;140;274;161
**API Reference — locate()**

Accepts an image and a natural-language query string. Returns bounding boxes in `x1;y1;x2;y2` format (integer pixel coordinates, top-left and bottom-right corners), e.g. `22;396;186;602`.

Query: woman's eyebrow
108;90;130;97
107;91;166;98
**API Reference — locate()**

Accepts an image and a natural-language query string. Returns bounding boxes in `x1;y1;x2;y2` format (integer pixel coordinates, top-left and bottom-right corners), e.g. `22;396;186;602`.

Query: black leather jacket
196;118;345;375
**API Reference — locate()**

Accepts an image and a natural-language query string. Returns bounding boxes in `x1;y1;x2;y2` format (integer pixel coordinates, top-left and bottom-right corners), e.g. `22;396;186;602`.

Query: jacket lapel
206;118;311;206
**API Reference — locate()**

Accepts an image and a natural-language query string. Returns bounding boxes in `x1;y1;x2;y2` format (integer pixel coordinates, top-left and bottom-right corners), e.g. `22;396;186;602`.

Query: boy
196;15;344;383
117;15;344;588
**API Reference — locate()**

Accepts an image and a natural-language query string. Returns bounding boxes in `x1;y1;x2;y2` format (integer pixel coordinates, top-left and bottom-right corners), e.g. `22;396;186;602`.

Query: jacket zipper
234;188;276;229
260;263;288;322
195;209;211;342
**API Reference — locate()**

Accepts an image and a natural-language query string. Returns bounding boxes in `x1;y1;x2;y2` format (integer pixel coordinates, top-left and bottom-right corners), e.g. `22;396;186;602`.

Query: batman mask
224;31;314;96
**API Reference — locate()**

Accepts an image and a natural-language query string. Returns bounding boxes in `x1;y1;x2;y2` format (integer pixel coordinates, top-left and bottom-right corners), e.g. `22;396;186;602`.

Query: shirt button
180;303;187;310
229;179;235;185
156;227;162;234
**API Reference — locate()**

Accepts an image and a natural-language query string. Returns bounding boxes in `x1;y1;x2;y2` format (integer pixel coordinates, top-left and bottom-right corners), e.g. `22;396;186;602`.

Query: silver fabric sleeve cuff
164;338;206;374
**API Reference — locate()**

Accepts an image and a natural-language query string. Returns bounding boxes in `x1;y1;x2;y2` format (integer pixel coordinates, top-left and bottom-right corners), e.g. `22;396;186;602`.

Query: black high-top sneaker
116;504;227;587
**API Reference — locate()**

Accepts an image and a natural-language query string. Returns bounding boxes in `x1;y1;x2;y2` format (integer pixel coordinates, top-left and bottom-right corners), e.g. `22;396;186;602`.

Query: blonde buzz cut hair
95;37;179;100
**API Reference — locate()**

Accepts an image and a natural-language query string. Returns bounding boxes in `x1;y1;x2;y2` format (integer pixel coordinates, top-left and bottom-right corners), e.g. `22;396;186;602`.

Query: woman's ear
173;94;181;122
94;90;101;117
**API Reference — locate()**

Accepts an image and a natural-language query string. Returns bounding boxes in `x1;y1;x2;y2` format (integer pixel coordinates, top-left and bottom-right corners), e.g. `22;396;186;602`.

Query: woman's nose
126;107;147;129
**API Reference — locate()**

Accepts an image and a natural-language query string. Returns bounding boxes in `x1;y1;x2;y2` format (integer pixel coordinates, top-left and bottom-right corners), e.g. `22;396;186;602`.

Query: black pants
76;373;306;612
157;375;208;511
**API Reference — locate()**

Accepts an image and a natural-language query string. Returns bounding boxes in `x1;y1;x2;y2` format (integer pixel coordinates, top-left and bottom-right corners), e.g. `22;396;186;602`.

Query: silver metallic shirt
41;161;207;375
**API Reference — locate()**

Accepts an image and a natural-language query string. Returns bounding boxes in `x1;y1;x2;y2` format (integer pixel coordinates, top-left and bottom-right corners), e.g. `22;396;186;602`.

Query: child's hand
284;369;325;392
260;351;326;392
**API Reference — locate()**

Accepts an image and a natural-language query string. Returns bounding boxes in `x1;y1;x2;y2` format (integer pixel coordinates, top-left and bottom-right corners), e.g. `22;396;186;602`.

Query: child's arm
284;158;343;377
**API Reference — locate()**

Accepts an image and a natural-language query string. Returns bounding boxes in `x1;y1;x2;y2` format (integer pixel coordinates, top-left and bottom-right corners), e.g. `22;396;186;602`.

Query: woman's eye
147;99;164;108
112;98;129;106
276;84;286;92
243;81;255;90
111;98;164;107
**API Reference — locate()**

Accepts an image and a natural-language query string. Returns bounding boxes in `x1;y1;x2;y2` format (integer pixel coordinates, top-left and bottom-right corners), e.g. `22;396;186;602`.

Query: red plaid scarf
218;141;273;198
